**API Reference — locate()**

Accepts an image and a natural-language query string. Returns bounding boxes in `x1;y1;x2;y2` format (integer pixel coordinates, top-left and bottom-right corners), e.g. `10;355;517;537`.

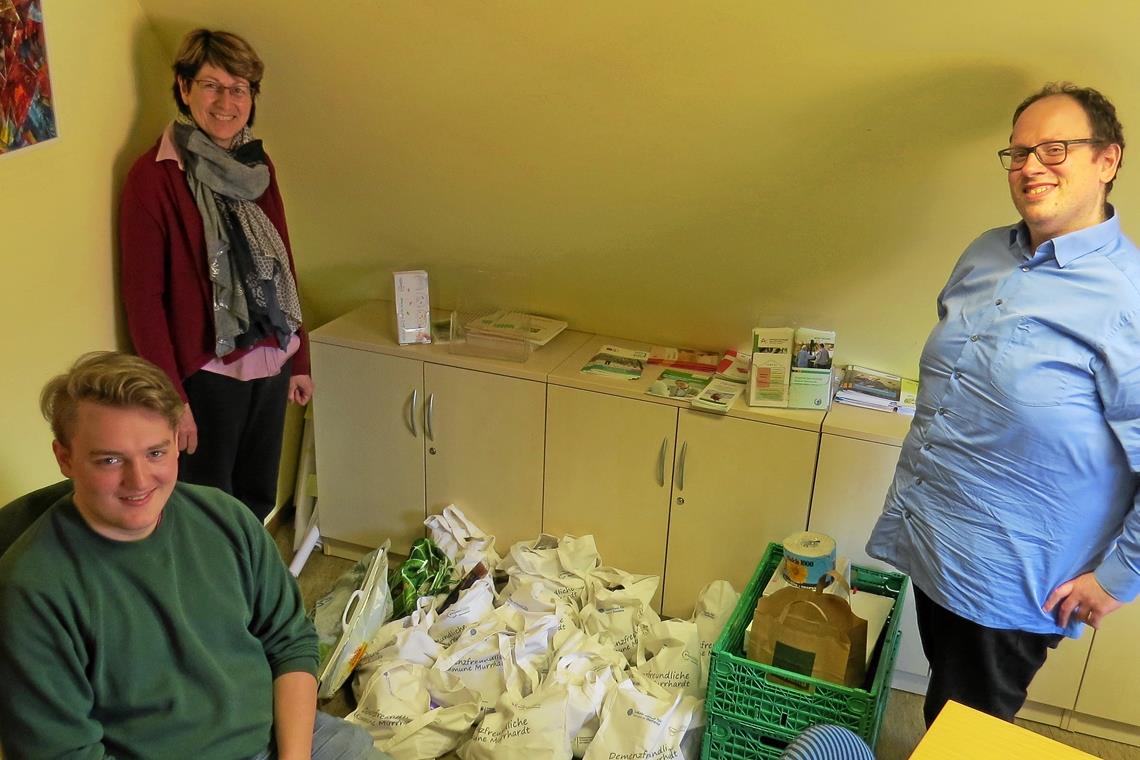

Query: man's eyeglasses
194;79;253;101
998;139;1102;171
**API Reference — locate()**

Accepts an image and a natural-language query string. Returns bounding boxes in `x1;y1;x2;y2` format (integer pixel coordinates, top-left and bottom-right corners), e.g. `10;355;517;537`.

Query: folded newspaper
835;365;918;415
465;311;569;346
691;378;746;413
646;369;712;399
581;345;649;380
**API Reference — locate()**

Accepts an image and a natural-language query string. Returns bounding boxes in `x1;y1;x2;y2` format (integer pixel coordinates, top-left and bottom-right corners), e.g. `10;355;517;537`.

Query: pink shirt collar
156;121;184;169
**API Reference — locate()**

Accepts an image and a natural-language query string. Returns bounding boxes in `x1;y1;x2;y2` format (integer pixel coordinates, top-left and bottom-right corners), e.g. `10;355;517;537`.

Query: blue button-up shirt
867;209;1140;636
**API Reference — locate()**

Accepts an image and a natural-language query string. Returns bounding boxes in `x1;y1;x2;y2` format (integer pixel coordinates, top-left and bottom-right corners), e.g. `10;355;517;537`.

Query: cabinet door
1022;631;1091;716
311;343;426;554
810;433;928;689
1074;598;1140;726
661;411;816;619
423;363;546;550
543;386;677;595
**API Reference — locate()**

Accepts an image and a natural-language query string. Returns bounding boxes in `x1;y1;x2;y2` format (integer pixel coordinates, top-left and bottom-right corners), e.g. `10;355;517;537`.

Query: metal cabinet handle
657;438;667;487
409;389;419;436
678;441;688;491
426;393;435;441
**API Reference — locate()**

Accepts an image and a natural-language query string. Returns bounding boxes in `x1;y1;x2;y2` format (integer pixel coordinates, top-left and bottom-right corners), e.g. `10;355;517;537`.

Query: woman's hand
178;404;199;454
289;375;314;406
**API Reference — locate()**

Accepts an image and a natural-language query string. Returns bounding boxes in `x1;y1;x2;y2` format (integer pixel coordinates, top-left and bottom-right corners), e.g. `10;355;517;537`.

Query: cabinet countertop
821;401;913;447
309;301;593;383
548;335;825;433
310;303;913;440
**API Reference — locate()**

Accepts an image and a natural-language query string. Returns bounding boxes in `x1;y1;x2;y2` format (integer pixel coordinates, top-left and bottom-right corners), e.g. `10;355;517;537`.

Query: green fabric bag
389;538;455;619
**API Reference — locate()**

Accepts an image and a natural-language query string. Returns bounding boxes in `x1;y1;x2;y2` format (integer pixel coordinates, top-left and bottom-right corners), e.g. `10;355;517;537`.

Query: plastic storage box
702;542;908;759
448;308;533;362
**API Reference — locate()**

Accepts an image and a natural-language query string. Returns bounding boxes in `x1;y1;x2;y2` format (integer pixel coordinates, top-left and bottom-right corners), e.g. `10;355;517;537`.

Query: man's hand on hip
1043;572;1123;629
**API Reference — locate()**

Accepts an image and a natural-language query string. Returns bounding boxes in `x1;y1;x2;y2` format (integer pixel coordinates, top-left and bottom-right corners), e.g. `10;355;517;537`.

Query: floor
275;520;1140;759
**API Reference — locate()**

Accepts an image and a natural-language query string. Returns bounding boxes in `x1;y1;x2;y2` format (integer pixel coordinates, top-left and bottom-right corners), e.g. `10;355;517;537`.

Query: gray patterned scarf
172;119;302;358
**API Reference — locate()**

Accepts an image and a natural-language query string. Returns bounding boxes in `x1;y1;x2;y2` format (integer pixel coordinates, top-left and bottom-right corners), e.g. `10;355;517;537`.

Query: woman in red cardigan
119;29;312;521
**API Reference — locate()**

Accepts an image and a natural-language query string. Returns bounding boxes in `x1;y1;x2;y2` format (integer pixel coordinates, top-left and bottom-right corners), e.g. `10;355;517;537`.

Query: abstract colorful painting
1;0;56;155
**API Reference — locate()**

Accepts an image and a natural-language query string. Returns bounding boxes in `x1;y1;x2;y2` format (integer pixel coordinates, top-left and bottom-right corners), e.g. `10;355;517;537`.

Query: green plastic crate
704;542;908;748
701;711;791;760
701;630;902;760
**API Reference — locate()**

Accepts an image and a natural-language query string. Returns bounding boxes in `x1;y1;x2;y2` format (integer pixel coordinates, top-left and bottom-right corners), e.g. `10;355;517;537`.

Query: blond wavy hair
40;352;183;444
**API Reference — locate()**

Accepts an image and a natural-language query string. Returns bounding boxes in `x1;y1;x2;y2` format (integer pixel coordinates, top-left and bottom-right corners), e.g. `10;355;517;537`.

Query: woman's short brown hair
171;28;264;125
40;352;184;445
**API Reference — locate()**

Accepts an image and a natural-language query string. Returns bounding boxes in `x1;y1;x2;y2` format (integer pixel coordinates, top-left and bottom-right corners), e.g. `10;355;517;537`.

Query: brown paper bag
745;573;867;688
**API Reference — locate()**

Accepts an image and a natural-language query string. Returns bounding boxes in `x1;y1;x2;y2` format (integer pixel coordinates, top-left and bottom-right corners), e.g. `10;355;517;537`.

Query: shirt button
969;335;979;342
938;407;947;415
995;299;1003;306
953;371;963;379
1021;266;1030;272
923;443;933;451
915;477;924;485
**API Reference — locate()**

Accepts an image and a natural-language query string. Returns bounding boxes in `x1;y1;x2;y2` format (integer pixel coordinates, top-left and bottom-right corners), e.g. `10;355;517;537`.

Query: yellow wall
133;0;1140;376
0;0;170;503
6;1;1140;500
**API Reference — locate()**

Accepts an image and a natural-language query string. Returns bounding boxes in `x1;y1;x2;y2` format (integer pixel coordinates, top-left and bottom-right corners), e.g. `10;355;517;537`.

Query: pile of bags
313;506;740;760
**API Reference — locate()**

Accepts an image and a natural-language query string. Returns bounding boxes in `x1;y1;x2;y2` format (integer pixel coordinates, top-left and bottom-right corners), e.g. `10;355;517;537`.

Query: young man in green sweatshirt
0;351;388;759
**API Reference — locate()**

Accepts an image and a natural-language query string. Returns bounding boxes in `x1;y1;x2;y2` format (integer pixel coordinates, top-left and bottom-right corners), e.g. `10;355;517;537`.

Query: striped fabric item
780;725;875;760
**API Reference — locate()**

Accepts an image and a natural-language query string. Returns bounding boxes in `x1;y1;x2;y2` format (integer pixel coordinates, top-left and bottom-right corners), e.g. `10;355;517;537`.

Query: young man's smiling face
52;401;178;542
1008;94;1121;248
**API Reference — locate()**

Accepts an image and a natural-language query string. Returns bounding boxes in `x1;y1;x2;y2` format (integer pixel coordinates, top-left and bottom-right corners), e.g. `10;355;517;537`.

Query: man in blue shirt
867;83;1140;726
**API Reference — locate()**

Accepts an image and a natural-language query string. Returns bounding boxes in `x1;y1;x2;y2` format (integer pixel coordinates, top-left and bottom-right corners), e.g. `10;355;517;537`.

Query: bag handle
778;599;828;625
341;588;364;628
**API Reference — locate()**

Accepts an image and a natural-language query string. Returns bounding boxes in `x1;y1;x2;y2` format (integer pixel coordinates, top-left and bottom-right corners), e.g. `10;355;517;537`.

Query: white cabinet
422;363;547;550
662;409;817;618
544;337;823;618
309;308;1140;744
310;343;425;554
1019;632;1092;725
1068;599;1140;744
807;413;929;694
310;302;590;558
308;307;1140;745
542;385;677;609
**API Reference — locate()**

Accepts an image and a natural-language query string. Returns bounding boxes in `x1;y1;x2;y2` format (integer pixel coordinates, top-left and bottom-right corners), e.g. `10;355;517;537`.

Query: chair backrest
0;480;73;559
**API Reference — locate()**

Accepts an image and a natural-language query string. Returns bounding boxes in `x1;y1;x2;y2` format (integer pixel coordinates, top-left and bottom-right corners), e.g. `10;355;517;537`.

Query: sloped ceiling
130;1;1140;372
